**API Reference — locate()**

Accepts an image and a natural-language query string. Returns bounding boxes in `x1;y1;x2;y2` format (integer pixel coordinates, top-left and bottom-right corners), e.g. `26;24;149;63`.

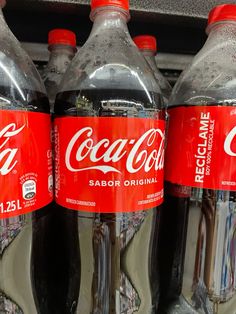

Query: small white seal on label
22;179;36;200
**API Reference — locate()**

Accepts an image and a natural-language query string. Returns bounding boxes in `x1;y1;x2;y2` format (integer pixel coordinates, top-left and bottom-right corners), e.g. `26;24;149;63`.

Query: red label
0;110;53;218
165;105;236;190
54;117;165;213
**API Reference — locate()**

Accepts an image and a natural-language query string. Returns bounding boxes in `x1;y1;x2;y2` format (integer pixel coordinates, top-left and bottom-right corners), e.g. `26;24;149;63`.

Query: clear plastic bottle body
43;44;75;112
0;6;52;314
141;49;171;104
160;21;236;314
55;6;164;314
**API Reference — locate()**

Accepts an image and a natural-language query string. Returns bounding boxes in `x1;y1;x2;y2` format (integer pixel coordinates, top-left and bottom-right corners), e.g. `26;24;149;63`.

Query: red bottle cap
48;29;76;48
133;35;157;52
91;0;129;11
208;4;236;26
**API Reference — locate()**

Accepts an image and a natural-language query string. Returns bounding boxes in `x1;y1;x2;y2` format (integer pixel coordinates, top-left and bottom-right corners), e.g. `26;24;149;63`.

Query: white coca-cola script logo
0;123;25;175
65;127;165;174
224;126;236;157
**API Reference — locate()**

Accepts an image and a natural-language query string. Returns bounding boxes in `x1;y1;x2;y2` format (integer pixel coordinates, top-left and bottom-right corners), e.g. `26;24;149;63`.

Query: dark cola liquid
160;186;236;313
0;86;55;313
159;103;236;313
32;203;81;314
0;87;49;112
54;89;164;314
158;183;190;309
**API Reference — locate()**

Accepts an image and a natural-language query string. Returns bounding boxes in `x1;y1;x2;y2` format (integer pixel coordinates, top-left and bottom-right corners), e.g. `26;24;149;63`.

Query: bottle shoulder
0;25;47;109
59;30;162;96
170;37;236;106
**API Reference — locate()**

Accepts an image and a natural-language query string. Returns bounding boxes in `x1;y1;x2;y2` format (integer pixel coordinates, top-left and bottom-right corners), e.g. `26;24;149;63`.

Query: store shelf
4;0;234;54
5;0;235;23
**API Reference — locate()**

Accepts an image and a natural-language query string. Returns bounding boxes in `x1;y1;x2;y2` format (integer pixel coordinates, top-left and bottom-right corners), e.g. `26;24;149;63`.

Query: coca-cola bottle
161;4;236;313
41;30;77;314
43;29;77;112
133;35;172;104
0;1;53;313
54;0;165;312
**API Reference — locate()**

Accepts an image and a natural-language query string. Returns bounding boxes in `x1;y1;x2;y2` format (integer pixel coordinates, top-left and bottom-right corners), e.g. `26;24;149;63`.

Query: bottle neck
48;44;75;65
140;49;156;57
206;21;236;45
141;49;156;58
49;44;75;56
89;8;130;37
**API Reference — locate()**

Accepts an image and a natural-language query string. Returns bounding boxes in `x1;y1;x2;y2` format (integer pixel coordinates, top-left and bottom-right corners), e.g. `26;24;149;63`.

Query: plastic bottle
161;4;236;314
54;0;165;312
0;1;53;313
43;28;76;112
